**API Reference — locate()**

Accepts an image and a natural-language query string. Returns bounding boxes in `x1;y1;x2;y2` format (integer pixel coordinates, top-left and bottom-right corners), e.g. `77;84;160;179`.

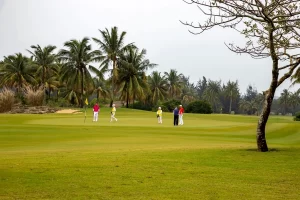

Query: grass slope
1;108;300;199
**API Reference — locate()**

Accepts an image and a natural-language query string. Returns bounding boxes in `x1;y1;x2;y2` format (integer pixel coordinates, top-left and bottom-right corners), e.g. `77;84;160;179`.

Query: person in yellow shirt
110;104;118;122
156;107;162;124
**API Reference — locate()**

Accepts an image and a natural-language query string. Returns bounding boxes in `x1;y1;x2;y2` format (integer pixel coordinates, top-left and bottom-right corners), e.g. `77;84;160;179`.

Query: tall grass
0;87;15;113
23;86;44;106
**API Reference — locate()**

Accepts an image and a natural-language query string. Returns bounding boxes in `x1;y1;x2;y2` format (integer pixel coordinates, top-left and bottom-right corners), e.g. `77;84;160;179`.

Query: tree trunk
257;79;279;152
80;67;84;108
110;59;116;107
126;89;129;108
132;92;135;109
48;85;51;101
56;90;58;102
256;90;274;152
257;82;278;151
256;26;279;152
229;92;232;114
257;53;278;152
284;104;287;115
43;66;45;87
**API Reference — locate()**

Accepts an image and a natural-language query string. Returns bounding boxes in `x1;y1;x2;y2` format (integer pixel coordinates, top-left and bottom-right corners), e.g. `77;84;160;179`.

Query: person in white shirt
179;105;184;125
93;103;100;122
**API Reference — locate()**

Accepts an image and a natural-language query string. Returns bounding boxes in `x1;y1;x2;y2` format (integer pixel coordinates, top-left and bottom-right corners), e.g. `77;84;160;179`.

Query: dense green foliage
294;112;300;121
186;100;212;114
1;110;300;199
162;99;181;112
0;26;299;114
130;101;153;111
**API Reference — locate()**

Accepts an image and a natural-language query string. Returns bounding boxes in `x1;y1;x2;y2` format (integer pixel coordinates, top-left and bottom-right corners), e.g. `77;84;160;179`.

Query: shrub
129;101;153;111
86;98;109;108
46;98;71;108
23;86;44;106
0;87;15;113
186;100;212;114
155;105;168;112
294;112;300;121
162;99;181;112
89;98;98;108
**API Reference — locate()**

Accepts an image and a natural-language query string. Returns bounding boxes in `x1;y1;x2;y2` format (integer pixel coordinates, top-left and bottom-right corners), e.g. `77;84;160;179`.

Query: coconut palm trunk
18;73;22;95
48;84;51;100
229;91;232;113
110;59;117;107
80;67;84;108
126;89;130;108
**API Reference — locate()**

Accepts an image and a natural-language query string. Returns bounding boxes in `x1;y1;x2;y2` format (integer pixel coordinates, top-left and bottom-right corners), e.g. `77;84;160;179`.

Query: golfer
110;104;118;122
93;102;100;122
156;107;162;124
173;107;179;126
179;105;184;125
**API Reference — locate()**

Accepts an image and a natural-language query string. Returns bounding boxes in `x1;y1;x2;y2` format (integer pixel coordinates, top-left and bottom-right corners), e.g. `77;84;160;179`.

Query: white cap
179;105;182;107
158;107;161;109
112;104;115;107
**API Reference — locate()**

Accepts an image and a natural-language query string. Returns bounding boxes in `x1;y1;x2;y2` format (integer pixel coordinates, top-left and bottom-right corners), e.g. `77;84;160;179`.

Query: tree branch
277;58;300;87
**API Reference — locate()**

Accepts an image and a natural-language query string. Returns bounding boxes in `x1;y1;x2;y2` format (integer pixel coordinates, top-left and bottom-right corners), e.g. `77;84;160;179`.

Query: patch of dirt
9;105;59;114
55;109;81;114
7;105;82;114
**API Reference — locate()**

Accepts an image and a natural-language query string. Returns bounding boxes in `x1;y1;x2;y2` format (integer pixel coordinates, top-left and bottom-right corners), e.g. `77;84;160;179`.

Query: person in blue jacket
173;107;179;126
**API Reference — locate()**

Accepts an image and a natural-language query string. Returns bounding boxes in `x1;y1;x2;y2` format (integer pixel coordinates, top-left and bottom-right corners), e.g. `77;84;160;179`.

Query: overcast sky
0;0;299;96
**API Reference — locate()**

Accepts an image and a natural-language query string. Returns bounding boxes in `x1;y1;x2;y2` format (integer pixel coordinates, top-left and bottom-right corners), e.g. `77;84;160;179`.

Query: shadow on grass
243;148;288;152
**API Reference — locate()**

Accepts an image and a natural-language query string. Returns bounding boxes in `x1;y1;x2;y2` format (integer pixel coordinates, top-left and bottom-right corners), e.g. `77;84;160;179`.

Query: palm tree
254;93;264;115
28;45;58;101
89;65;110;102
61;88;80;106
92;78;110;102
289;91;300;114
27;45;57;85
117;48;156;107
239;99;258;115
196;76;207;99
93;26;134;106
0;62;5;87
59;37;101;108
278;89;291;115
203;80;221;112
224;81;239;113
239;99;249;114
0;53;36;96
180;75;197;105
148;71;168;105
164;69;183;99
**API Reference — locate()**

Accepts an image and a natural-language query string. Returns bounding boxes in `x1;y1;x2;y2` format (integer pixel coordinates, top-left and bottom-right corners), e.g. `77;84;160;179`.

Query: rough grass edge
23;86;44;106
0;87;15;113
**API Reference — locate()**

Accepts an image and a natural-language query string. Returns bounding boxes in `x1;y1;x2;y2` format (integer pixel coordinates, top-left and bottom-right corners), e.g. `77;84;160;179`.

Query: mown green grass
1;108;300;199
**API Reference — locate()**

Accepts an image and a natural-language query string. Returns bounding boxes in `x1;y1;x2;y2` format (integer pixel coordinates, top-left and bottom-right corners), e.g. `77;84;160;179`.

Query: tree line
0;26;299;115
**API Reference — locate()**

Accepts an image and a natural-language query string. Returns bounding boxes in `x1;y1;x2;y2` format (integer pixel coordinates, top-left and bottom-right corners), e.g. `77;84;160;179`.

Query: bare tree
181;0;300;152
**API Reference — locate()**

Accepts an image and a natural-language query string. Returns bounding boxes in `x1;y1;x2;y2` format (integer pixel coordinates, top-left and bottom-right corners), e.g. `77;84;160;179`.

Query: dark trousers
174;115;179;126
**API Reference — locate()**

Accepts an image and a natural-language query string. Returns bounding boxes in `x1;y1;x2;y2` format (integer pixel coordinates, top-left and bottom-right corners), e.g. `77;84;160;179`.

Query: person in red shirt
179;105;184;125
93;103;100;122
